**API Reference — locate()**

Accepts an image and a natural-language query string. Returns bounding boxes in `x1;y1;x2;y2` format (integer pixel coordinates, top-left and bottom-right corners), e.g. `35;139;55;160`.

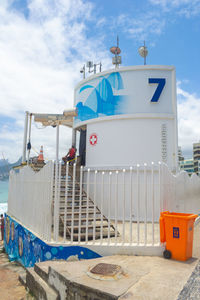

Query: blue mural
75;72;127;122
4;215;101;268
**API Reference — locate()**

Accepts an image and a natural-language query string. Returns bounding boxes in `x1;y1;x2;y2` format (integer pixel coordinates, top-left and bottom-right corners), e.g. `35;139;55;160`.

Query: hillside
0;157;22;180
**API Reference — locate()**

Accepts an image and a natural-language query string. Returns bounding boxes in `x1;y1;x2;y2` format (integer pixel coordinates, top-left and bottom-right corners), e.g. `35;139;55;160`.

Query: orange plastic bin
160;211;198;261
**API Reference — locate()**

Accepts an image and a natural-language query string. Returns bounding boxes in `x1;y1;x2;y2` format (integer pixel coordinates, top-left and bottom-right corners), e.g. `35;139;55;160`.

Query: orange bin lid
161;211;198;220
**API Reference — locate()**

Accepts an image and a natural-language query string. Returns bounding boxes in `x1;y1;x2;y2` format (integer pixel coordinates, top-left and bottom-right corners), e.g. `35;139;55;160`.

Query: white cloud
0;0;111;162
177;82;200;157
113;11;165;41
149;0;200;17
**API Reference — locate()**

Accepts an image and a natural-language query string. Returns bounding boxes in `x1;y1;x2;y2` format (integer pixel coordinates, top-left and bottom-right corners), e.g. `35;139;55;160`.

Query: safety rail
52;161;163;256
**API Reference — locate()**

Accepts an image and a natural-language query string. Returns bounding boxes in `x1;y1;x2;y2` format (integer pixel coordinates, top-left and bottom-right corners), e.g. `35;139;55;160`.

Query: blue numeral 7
149;78;166;102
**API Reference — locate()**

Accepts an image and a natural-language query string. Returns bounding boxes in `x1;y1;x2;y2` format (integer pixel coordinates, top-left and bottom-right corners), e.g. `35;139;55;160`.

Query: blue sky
0;0;200;162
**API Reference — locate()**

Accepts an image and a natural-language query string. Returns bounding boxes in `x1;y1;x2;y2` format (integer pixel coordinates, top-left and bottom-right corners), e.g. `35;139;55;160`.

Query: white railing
7;160;200;256
52;162;163;256
8;161;54;241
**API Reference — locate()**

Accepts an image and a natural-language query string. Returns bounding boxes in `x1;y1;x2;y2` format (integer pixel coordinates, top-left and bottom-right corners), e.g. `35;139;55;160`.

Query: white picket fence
7;161;200;256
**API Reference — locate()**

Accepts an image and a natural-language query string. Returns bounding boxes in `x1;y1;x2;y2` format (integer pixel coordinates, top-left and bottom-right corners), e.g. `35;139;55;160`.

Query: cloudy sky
0;0;200;162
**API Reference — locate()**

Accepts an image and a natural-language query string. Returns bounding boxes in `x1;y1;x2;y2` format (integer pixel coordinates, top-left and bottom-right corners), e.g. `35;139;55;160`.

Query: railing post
137;164;140;245
158;161;162;245
122;169;126;244
100;172;104;244
53;160;58;241
63;162;69;242
108;172;112;245
86;168;90;243
144;163;147;245
22;111;29;164
78;166;83;243
71;163;76;243
158;161;162;213
151;162;155;245
115;171;119;245
93;170;97;243
129;167;133;245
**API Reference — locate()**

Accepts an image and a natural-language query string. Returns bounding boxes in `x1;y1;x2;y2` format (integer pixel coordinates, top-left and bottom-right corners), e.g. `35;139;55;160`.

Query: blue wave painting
75;72;126;122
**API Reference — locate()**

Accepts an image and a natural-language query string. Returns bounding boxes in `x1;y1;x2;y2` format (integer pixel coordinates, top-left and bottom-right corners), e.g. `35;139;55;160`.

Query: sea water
0;180;8;215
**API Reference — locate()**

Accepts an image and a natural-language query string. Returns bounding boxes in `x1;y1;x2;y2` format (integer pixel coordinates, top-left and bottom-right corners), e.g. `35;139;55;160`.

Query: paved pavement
0;221;199;300
0;241;34;300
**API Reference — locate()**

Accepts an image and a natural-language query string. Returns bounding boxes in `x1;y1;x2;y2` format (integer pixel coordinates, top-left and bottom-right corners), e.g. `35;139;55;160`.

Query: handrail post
137;164;140;245
93;170;97;244
151;162;155;245
115;171;119;245
86;168;90;243
64;162;69;242
71;163;76;243
129;167;133;245
122;169;126;244
144;163;147;246
78;166;83;243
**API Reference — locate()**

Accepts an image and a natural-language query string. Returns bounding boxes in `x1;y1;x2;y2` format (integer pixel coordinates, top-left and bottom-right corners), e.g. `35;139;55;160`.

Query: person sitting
62;145;76;164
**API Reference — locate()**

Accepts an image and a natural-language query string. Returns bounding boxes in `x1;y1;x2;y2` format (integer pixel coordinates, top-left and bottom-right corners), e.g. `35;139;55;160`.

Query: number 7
149;78;166;102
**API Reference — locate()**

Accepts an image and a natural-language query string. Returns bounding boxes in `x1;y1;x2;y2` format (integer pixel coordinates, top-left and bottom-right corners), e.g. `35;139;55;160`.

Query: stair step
26;267;59;300
60;216;102;222
34;262;49;282
66;223;112;229
60;211;101;215
58;205;96;210
67;231;116;239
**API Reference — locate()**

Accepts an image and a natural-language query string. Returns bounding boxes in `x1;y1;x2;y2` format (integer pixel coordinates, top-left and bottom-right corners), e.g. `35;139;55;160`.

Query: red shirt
69;148;75;158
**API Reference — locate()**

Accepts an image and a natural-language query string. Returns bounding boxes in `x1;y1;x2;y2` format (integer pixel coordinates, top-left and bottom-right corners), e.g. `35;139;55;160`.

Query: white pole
64;162;69;242
158;161;162;246
86;168;90;243
137;164;140;245
122;169;125;244
71;163;76;243
100;172;104;244
144;163;147;245
129;167;133;245
78;166;83;243
151;162;155;245
115;171;119;245
158;162;162;212
108;172;112;245
93;170;97;243
54;123;60;241
56;124;59;164
27;114;32;165
22;111;29;164
72;129;77;148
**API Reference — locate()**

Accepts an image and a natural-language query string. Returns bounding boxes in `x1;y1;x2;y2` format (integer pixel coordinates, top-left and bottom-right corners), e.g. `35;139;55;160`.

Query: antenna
110;36;122;68
80;62;102;79
138;41;148;65
80;64;85;79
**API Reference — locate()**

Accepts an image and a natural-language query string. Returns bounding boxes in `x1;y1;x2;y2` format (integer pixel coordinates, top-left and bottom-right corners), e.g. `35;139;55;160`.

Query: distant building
180;159;194;176
178;146;184;162
193;142;200;175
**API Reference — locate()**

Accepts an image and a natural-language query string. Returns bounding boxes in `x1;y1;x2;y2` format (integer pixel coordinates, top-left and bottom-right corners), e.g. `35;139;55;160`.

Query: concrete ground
0;222;200;299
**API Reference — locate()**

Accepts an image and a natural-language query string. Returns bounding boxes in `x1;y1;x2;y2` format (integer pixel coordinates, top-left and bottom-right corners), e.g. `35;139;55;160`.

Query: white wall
74;66;178;172
86;117;176;170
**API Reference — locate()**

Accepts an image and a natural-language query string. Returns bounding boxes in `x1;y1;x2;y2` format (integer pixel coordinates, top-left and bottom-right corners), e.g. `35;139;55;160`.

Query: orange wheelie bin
160;211;198;261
